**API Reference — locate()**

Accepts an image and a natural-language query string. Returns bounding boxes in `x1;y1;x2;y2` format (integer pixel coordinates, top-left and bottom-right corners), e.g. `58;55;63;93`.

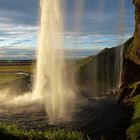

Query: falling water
33;0;125;124
34;0;75;124
94;0;106;95
118;0;125;86
114;0;125;89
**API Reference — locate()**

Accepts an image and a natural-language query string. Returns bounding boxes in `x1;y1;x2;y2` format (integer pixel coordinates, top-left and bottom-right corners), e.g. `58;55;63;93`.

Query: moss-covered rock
116;80;140;140
117;1;140;139
117;81;140;106
127;94;140;140
127;0;140;64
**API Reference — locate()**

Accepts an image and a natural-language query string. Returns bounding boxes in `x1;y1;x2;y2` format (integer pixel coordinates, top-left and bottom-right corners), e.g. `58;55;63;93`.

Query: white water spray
34;0;75;124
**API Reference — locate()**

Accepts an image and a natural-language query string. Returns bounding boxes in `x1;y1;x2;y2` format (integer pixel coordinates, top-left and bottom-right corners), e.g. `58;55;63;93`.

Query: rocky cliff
117;1;140;139
127;0;140;64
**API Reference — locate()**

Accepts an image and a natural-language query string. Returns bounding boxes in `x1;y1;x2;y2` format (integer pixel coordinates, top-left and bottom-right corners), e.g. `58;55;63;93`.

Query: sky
0;0;135;59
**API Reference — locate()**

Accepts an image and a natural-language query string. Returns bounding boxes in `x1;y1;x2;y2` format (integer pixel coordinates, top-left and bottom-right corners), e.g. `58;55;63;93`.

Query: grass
0;65;32;73
0;123;88;140
0;62;32;84
0;73;27;84
127;95;140;140
76;56;94;69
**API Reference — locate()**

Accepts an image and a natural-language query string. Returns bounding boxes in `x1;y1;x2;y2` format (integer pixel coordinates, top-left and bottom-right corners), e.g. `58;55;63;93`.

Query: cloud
0;39;4;42
0;45;36;60
0;0;135;59
0;0;38;26
0;22;38;47
0;54;35;60
64;33;132;50
0;0;39;50
10;40;31;45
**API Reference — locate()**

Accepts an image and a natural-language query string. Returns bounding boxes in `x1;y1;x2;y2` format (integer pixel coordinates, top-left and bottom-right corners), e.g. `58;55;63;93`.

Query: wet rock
117;81;140;108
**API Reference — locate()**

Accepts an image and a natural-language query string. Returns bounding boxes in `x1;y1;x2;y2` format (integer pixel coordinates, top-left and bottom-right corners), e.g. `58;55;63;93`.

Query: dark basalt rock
122;59;140;85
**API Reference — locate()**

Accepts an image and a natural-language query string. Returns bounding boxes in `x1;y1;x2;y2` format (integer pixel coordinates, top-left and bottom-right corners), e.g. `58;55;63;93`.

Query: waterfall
34;0;75;124
34;0;125;123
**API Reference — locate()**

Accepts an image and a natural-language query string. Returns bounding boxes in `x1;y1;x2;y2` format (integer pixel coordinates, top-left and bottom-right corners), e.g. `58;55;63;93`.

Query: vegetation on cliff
127;94;140;140
127;0;140;64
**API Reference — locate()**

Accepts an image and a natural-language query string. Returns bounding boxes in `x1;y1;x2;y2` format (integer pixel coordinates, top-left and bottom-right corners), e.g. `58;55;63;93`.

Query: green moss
0;123;45;140
116;81;140;139
44;129;87;140
0;123;88;140
127;0;140;64
116;81;140;104
127;95;140;140
129;81;140;97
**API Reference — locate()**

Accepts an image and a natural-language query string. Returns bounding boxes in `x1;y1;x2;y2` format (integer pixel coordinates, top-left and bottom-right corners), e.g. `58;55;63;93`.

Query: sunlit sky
0;0;135;59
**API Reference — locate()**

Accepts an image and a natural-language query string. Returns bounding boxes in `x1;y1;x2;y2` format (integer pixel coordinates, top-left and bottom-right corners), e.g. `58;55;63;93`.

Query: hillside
76;38;134;94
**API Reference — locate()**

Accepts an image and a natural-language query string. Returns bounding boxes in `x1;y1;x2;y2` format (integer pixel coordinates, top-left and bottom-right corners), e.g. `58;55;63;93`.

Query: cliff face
119;0;140;105
117;1;140;139
77;38;133;94
127;0;140;64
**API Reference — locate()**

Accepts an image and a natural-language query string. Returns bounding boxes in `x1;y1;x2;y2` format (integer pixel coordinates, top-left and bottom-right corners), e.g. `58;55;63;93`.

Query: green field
0;61;32;84
0;73;28;84
0;65;32;73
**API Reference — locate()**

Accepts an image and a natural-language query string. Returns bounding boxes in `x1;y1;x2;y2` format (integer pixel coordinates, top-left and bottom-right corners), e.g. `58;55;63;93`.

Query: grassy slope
76;47;121;92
